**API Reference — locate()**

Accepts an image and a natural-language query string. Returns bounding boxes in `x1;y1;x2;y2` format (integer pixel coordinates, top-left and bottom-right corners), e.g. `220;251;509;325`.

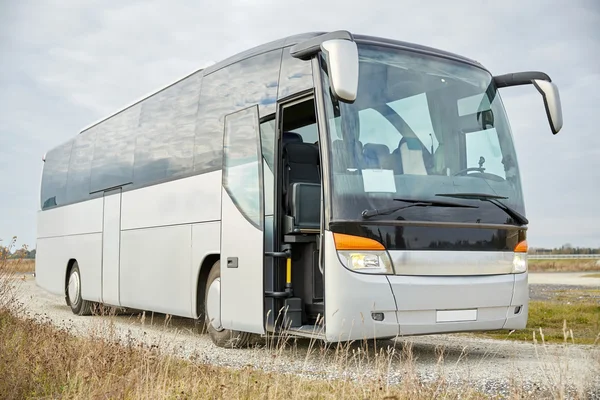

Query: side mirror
494;71;563;135
320;39;359;103
532;80;563;134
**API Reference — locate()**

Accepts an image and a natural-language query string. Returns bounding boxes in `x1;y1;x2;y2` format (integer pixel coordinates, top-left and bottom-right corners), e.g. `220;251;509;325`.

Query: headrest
284;142;319;164
283;131;303;144
399;137;423;151
363;143;390;156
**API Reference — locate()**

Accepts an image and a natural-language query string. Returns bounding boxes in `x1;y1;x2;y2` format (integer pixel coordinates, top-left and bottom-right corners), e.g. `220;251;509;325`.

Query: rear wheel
204;260;253;348
66;261;93;316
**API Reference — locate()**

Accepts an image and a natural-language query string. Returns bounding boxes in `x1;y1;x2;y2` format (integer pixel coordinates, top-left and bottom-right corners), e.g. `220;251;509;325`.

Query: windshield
320;44;525;224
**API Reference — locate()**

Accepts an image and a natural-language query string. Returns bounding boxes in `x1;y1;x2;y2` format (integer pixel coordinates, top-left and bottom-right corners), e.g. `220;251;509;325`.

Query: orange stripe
514;240;528;253
333;233;385;250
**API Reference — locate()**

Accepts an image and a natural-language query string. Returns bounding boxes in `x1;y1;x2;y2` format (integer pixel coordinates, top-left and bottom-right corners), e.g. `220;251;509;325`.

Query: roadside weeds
1;242;599;399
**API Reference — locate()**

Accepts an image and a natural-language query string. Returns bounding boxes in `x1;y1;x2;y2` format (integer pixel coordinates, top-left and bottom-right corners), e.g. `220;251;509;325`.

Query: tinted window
134;72;202;186
282;98;318;144
223;107;262;228
291;122;318;143
260;118;276;216
89;104;140;192
193;49;282;174
278;48;314;99
41;140;73;209
65;129;96;203
260;119;276;170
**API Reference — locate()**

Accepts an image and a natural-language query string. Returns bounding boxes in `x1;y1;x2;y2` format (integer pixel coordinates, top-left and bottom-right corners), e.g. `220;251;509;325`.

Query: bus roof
79;31;481;134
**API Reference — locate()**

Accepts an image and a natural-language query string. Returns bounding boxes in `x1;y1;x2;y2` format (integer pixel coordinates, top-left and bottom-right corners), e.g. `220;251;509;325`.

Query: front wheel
66;261;93;316
204;260;253;348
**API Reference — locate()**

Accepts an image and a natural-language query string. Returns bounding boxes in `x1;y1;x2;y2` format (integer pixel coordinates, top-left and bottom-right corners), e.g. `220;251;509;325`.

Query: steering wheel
453;167;506;182
453;167;485;176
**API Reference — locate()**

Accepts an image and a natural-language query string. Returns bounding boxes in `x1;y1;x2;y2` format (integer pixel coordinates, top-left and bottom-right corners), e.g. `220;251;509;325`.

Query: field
7;258;598;274
528;258;600;272
4;259;35;274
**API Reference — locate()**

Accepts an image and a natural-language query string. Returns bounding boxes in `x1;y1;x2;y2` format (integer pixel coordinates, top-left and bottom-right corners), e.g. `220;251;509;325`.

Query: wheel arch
195;254;220;319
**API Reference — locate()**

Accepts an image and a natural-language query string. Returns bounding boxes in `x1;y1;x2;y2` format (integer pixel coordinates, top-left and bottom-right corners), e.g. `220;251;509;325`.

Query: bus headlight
333;233;394;274
338;251;394;274
512;240;528;273
512;253;527;273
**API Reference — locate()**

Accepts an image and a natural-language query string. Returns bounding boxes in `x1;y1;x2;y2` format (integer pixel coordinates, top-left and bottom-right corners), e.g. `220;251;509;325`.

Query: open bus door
219;106;266;334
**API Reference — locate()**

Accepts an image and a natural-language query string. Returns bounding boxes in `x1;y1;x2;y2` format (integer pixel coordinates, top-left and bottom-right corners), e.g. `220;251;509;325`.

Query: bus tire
66;261;93;316
204;261;252;348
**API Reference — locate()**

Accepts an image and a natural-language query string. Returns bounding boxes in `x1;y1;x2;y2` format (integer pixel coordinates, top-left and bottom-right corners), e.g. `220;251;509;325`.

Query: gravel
529;283;599;301
11;275;600;398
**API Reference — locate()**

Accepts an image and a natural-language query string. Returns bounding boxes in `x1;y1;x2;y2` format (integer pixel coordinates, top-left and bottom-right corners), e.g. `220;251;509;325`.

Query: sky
0;0;599;249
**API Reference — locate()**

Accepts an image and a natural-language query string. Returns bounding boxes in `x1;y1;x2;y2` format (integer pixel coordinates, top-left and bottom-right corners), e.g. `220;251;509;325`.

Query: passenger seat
282;133;321;233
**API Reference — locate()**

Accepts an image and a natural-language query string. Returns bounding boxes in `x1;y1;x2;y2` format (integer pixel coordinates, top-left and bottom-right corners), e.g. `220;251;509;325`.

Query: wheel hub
206;277;223;331
68;270;80;306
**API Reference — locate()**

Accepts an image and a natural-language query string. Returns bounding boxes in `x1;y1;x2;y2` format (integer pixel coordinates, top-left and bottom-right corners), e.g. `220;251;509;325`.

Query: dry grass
0;312;490;400
4;259;35;274
528;258;600;272
1;240;598;399
0;239;23;312
3;309;599;400
584;273;600;278
0;242;484;400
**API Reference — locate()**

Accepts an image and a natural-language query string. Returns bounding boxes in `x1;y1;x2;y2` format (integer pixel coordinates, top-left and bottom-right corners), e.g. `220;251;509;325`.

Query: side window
260;119;276;170
260;118;276;216
66;129;95;204
90;104;139;192
278;48;313;100
134;72;202;187
223;106;263;228
194;49;282;174
41;140;73;209
292;122;318;143
281;98;318;143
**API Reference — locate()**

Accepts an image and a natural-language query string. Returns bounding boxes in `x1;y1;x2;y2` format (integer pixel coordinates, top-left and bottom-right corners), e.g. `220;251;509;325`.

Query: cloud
1;0;599;248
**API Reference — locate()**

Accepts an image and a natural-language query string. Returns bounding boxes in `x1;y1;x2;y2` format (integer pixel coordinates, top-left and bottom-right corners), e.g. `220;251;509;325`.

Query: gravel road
11;275;600;398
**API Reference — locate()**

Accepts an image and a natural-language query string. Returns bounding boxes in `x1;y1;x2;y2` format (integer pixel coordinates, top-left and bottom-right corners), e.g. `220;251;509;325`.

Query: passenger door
102;187;122;306
220;106;265;334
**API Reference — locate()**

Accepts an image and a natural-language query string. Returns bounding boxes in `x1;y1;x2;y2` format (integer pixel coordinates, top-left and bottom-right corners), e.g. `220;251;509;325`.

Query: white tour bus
36;31;563;348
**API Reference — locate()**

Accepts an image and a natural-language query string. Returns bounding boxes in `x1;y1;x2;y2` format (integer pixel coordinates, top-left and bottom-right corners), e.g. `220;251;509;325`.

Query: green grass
474;289;600;345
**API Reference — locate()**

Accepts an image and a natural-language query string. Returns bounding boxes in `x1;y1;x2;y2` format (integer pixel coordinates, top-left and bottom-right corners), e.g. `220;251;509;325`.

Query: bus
36;31;563;348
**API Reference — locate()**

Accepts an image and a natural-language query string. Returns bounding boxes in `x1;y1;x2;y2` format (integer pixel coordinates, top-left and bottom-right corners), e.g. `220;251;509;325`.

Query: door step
284;324;325;339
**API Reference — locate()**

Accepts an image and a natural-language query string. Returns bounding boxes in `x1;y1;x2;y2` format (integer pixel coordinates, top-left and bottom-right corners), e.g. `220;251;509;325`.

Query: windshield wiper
435;192;529;225
361;198;478;219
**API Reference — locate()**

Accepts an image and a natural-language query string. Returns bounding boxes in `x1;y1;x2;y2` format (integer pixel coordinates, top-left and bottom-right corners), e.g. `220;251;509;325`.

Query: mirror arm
493;71;551;88
290;30;355;60
494;71;563;135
